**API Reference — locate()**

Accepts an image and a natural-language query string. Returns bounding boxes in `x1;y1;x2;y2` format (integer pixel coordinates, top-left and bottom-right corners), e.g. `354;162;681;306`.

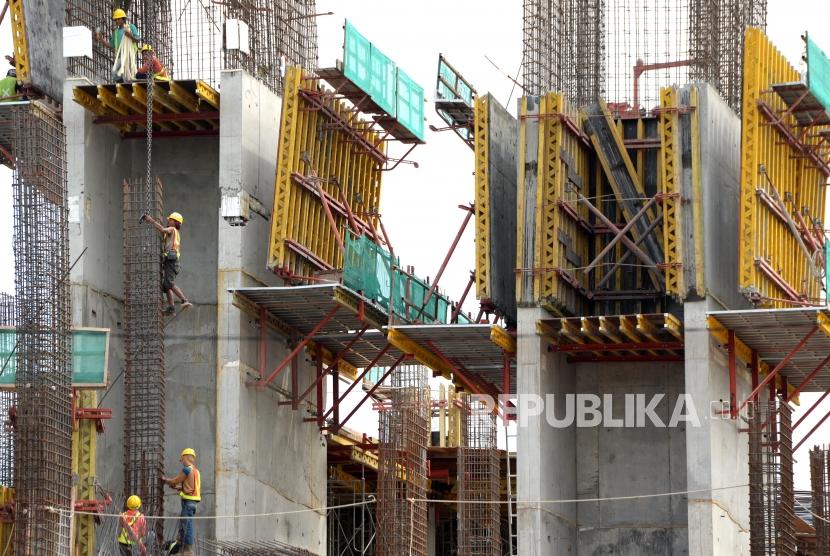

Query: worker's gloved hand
140;213;148;222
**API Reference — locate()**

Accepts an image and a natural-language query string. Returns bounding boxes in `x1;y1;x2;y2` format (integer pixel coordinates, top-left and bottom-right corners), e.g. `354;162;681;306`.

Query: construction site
0;0;829;554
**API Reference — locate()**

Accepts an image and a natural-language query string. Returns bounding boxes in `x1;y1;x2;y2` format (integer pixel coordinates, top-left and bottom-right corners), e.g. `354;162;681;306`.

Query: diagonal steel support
739;325;818;412
254;305;341;388
794;389;830;430
320;344;391;422
795;404;830;452
787;354;830;403
596;214;663;288
336;353;408;431
296;325;370;404
584;195;659;274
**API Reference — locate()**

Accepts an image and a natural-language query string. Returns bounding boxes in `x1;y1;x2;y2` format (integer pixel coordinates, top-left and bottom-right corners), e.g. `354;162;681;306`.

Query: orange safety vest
117;509;146;545
180;465;201;501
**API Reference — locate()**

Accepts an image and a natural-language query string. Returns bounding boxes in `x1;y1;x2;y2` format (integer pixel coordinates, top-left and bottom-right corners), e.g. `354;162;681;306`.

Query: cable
64;497;376;520
407;483;749;505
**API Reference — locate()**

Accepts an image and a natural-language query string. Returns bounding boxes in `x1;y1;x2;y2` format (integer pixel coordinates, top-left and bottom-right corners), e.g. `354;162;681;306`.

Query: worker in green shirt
96;8;141;82
0;69;18;102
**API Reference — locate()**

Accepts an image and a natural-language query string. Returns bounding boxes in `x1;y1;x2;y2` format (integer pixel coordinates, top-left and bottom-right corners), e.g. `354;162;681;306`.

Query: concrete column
684;300;750;554
517;307;576;555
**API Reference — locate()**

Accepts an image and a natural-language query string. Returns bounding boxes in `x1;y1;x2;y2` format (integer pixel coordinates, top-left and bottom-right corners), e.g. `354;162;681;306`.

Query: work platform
708;307;830;392
230;284;516;395
72;79;220;138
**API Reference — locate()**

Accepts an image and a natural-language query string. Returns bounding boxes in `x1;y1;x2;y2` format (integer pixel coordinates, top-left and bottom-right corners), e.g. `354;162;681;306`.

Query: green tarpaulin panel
369;46;397;116
396;68;425;142
438;59;473;105
0;327;109;388
343;20;372;94
343;234;397;310
808;35;830;112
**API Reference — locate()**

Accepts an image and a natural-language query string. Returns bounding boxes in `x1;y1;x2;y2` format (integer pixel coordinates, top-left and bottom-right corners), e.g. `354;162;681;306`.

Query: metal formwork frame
739;27;827;307
659;87;685;296
473;96;490;301
268;66;385;278
811;447;830;553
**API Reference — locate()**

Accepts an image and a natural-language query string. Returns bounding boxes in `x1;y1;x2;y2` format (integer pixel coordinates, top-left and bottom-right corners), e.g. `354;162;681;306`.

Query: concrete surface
65;69;326;553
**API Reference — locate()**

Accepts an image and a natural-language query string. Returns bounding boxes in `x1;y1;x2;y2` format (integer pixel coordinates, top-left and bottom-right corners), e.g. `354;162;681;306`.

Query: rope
59;498;376;520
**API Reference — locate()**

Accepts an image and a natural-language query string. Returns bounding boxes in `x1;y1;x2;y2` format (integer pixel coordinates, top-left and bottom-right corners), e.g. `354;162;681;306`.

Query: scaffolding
11;102;72;555
811;446;830;554
376;364;430;556
326;467;375;555
749;398;796;555
122;176;166;545
65;0;318;95
457;394;500;556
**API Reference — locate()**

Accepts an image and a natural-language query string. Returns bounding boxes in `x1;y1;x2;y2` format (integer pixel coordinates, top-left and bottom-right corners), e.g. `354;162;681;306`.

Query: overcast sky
0;0;828;489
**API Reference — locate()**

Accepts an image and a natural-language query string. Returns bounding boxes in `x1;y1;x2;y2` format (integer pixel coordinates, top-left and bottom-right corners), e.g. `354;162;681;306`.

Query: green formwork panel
396;68;425;142
344;234;396;309
370;46;397;116
808;35;830;111
825;240;830;297
438;59;473;105
0;327;109;388
343;20;372;94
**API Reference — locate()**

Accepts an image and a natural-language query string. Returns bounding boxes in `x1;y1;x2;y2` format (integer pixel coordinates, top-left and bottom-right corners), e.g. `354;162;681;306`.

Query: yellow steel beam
269;66;302;270
195;80;220;109
73;88;106;115
73;390;98;556
169;81;200;112
473;95;490;300
538;93;564;302
9;0;29;86
97;86;131;115
659;87;685;297
116;85;176;131
516;97;529;302
490;325;516;354
387;328;454;382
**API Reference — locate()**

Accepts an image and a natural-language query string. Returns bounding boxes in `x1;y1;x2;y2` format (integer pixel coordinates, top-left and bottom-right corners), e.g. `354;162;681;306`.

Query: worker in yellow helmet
164;448;201;556
141;212;193;315
117;495;148;555
135;44;171;82
95;8;141;82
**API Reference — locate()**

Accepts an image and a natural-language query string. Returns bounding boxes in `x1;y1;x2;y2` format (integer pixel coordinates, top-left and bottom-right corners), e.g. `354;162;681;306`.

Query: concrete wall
574;362;688;554
213;69;326;554
66;69;327;553
684;300;751;555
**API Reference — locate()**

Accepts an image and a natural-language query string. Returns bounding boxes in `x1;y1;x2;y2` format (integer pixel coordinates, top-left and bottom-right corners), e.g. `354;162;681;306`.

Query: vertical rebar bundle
457;394;500;556
122;176;166;543
11;102;72;555
811;446;830;554
376;364;429;556
523;0;767;111
749;398;795;556
0;292;15;489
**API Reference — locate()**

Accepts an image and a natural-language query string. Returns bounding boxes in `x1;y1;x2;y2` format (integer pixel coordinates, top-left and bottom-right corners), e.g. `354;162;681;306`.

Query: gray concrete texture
485;94;518;327
65;69;326;553
21;0;66;102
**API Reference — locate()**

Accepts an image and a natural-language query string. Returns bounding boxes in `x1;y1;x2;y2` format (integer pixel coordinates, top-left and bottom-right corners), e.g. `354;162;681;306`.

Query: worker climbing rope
118;495;148;556
136;44;171;82
141;212;193;315
163;448;201;556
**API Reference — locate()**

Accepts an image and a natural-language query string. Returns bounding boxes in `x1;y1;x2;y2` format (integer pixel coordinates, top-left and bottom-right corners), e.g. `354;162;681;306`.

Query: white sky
0;0;828;489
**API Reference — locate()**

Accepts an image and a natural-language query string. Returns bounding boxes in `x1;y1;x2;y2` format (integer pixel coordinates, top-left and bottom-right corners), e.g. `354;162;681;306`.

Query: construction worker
135;44;171;82
164;448;200;555
96;8;141;82
118;495;148;556
0;69;18;101
141;212;193;315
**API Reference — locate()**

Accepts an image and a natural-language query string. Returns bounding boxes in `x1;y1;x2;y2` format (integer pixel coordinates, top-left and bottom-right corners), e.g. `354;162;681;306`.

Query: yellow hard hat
168;212;183;224
181;448;196;458
112;8;127;19
140;43;153;52
126;495;141;510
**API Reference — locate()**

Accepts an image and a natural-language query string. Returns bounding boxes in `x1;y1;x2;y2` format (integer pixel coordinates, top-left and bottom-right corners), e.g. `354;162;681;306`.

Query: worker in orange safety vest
118;495;148;555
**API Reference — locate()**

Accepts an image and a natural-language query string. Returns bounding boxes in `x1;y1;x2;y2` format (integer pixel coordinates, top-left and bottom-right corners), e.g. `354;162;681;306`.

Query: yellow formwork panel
517;93;591;312
659;87;685;297
72;390;98;556
0;487;12;553
473;96;490;300
268;66;384;277
740;27;827;306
